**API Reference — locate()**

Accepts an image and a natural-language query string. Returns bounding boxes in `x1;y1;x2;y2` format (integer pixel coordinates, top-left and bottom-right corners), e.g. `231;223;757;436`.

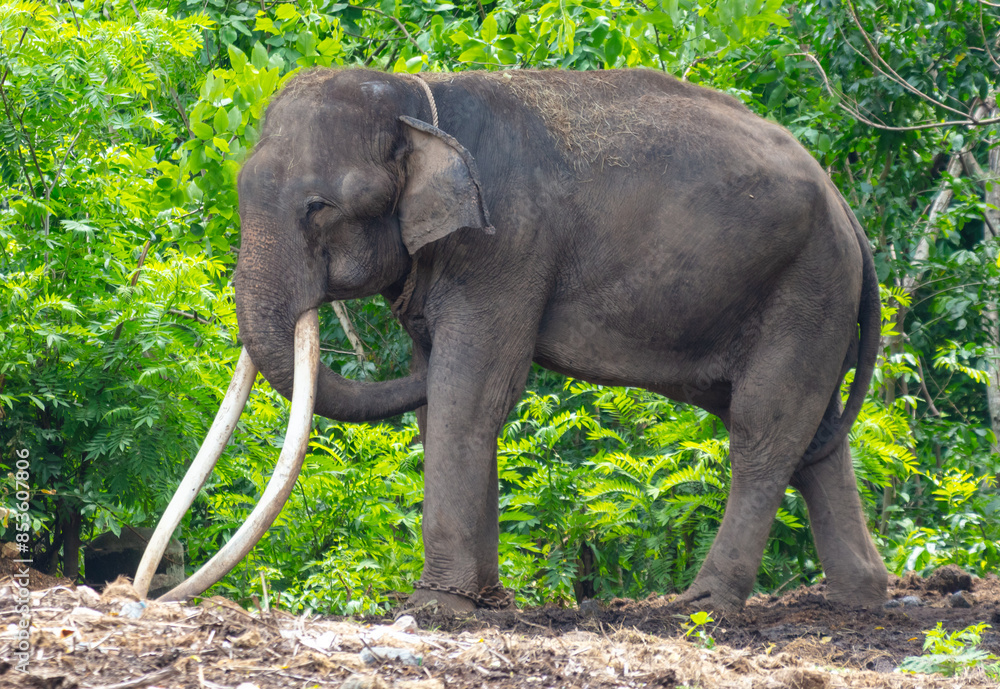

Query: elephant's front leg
408;331;535;612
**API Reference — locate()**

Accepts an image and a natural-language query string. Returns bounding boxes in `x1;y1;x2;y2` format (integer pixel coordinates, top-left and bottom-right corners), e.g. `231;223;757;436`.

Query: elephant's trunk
233;243;301;403
234;213;427;422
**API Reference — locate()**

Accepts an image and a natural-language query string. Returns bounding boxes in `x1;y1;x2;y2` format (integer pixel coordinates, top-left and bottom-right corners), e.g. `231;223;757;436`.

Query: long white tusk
158;309;319;602
134;348;258;598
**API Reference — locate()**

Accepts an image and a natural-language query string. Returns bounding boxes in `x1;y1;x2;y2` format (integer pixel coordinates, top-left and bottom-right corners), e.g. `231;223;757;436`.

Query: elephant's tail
801;193;881;465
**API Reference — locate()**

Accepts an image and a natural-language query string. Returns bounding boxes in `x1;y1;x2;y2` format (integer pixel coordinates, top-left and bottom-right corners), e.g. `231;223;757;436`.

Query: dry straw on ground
1;576;995;689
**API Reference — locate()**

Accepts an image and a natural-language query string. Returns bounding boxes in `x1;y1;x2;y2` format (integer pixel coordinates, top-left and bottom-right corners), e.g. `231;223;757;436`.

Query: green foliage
192;418;425;615
0;0;235;573
899;623;1000;679
885;468;1000;574
682;610;717;650
496;384;735;605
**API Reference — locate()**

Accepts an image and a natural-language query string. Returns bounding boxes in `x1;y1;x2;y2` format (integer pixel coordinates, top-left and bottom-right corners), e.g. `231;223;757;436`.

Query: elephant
136;67;888;614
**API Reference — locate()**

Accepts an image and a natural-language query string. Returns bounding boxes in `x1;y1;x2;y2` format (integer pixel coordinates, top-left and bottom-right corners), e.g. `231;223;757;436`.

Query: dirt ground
0;566;997;689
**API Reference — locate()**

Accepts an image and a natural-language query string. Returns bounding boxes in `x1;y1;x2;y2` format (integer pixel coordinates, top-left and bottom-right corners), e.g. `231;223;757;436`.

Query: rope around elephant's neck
390;76;436;319
391;255;418;319
408;75;438;128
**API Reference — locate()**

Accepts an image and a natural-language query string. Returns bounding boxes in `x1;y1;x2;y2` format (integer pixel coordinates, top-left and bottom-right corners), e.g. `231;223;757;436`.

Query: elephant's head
135;70;494;602
233;70;492;415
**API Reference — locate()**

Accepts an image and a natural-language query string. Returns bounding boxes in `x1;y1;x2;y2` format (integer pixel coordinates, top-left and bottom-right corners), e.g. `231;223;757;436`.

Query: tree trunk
986;305;1000;451
61;507;82;580
880;147;972;529
983;109;1000;450
959;103;1000;450
900;154;964;295
38;519;63;575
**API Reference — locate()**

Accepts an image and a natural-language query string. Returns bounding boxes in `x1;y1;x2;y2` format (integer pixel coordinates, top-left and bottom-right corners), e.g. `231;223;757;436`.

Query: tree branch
911;354;941;417
168;308;212;325
789;52;1000;131
332;301;367;363
0;27;29;86
41;128;84;241
46;129;83;199
112;240;153;343
357;7;422;52
980;104;1000;449
168;87;192;138
0;78;44;195
88;666;179;689
845;0;974;121
979;5;1000;70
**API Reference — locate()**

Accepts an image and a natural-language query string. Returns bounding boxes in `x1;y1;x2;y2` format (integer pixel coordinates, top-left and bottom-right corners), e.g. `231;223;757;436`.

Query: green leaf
275;4;297;21
213;107;230;133
207;72;226;103
228;45;248;72
244;123;259;147
259;67;279;98
481;13;498;43
251;41;269;70
227;105;241;132
516;13;531;37
605;28;624;66
639;11;674;31
458;44;489;64
430;14;445;42
297;30;317;56
815;132;831;153
191;121;214;140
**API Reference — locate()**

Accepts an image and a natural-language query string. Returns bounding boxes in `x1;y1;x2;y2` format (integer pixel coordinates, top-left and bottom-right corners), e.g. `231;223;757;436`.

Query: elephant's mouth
132;310;320;600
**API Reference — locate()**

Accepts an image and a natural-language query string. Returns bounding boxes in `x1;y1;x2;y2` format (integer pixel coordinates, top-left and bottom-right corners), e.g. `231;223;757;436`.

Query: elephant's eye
306;199;327;215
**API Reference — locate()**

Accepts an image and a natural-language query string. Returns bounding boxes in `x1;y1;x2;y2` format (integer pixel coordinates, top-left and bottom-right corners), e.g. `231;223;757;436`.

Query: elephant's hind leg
790;438;888;606
676;376;836;611
676;287;854;612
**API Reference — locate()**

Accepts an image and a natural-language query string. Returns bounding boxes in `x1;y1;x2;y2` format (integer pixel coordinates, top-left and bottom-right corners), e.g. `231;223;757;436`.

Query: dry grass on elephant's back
270;67;751;170
427;69;745;169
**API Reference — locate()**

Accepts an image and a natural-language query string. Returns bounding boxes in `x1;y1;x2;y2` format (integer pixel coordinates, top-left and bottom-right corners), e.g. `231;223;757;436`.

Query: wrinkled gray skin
233;68;888;613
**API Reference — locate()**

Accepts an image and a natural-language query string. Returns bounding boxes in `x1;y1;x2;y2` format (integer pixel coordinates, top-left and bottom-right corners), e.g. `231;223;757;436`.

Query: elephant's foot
673;583;746;615
406;586;477;613
673;564;751;614
824;562;889;608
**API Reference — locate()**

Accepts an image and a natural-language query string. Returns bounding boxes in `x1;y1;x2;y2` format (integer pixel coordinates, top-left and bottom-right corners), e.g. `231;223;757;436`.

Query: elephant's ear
398;115;493;255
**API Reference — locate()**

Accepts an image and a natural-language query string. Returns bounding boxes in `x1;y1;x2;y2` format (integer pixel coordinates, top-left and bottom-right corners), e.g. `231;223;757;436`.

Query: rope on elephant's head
406;75;438;128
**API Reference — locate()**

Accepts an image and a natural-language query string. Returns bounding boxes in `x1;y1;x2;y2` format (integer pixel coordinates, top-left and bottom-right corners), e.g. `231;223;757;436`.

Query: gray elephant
137;68;888;613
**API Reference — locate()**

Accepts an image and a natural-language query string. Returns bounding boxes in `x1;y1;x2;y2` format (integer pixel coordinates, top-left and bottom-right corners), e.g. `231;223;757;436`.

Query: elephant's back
425;68;771;173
